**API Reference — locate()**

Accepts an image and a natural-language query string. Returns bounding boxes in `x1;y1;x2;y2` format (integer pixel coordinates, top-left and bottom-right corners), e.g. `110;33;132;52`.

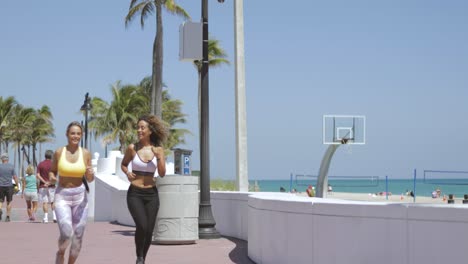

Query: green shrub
210;179;236;191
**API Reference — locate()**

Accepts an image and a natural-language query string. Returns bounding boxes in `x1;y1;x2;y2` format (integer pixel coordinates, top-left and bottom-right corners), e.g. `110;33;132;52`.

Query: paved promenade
0;195;254;264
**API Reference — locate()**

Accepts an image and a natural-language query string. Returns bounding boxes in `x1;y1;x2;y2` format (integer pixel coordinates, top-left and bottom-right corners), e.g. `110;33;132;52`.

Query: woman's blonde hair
26;164;34;175
66;121;83;134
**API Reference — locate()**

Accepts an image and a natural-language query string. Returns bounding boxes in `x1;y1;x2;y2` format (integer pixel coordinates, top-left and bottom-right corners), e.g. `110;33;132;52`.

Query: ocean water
251;178;468;198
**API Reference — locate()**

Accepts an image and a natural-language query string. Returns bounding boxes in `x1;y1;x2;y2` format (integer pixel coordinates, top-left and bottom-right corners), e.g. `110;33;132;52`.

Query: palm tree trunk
153;4;164;119
16;145;21;177
34;144;38;167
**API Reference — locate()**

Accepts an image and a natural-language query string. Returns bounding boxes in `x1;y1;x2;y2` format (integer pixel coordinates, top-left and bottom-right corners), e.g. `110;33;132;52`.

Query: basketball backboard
323;115;366;145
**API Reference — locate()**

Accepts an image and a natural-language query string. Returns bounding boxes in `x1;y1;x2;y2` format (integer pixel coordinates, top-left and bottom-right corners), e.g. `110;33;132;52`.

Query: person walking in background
36;149;57;223
48;121;94;264
21;164;38;222
0;153;19;222
306;185;315;197
121;114;167;264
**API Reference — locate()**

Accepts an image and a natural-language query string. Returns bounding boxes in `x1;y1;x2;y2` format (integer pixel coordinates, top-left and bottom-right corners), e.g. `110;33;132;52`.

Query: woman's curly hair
138;114;168;147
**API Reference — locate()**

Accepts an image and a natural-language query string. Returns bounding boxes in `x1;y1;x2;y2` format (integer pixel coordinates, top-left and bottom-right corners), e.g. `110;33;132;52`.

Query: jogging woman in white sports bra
121;114;167;264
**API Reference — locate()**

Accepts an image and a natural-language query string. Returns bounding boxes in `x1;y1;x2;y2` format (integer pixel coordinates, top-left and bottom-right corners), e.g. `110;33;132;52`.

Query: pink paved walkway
0;195;254;264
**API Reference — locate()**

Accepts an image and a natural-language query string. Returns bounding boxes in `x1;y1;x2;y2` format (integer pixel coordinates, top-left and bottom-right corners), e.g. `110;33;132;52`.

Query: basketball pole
319;115;365;197
316;144;340;198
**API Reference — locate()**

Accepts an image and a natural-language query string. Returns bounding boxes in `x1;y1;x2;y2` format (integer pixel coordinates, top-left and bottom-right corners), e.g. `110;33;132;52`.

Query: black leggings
127;185;159;259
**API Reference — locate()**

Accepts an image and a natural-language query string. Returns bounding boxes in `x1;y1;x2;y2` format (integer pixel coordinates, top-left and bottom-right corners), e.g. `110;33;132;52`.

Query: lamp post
198;0;226;239
80;121;84;148
80;92;92;149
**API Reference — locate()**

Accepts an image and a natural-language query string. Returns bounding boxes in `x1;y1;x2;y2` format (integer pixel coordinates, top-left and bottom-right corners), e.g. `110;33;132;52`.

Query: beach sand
296;191;462;204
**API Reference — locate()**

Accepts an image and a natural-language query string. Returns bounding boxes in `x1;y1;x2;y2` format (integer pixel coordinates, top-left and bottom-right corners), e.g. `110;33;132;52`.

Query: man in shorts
36;150;56;223
0;153;19;222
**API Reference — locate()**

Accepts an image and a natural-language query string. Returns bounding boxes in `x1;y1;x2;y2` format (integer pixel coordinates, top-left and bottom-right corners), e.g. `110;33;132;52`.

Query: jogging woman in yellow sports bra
121;114;167;264
48;121;94;264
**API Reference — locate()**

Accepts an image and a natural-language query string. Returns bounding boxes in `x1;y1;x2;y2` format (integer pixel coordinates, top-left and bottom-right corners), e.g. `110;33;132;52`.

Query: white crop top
131;153;157;175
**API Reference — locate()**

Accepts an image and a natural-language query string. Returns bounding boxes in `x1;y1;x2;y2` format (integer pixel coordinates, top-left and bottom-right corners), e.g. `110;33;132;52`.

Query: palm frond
125;1;154;29
210;58;230;68
140;3;155;28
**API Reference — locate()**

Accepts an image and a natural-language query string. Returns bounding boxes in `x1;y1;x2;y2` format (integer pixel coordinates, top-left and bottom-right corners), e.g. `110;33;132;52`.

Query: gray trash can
153;175;199;244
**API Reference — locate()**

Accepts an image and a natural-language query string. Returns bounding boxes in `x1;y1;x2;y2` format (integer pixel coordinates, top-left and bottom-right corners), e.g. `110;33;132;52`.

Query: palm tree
7;105;36;176
193;37;230;133
0;96;17;152
139;76;190;152
162;89;190;152
90;77;190;155
125;0;190;119
89;81;149;152
0;99;53;168
139;75;153;97
30;106;54;166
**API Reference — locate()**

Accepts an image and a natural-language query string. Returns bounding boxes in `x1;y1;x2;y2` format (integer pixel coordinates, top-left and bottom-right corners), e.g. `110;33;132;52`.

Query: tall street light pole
80;92;92;149
80;120;84;148
234;0;248;192
199;0;222;239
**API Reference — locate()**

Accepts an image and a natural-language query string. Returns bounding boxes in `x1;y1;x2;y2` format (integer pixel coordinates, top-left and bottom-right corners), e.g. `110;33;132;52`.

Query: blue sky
1;1;468;181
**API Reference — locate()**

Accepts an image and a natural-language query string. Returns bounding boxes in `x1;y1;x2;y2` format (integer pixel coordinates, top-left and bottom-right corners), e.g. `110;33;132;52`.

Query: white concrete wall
92;154;468;264
93;151;133;225
211;191;251;240
94;172;133;225
211;192;468;264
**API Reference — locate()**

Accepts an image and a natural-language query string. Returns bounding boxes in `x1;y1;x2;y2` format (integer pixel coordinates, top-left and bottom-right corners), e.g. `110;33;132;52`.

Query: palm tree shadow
111;230;135;237
109;221;135;237
224;236;255;264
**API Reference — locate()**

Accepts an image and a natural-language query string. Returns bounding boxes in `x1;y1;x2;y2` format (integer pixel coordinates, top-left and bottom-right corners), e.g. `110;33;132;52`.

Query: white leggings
54;184;88;264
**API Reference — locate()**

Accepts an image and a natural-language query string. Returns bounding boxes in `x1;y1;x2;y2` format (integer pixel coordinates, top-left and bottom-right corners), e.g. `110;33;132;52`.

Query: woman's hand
126;171;135;181
152;146;166;177
152;146;164;159
121;143;135;182
85;165;94;182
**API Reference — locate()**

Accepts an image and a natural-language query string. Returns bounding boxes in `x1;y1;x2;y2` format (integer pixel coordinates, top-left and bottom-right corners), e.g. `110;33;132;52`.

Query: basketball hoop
340;138;352;154
323;115;366;145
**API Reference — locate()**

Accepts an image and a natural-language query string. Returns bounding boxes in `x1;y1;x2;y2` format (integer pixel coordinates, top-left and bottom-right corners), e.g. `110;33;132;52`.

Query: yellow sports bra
58;147;86;178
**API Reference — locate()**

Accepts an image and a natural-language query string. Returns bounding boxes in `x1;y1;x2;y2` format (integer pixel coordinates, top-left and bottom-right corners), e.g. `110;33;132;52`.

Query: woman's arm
48;148;60;185
121;144;135;182
83;148;94;182
153;146;166;177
